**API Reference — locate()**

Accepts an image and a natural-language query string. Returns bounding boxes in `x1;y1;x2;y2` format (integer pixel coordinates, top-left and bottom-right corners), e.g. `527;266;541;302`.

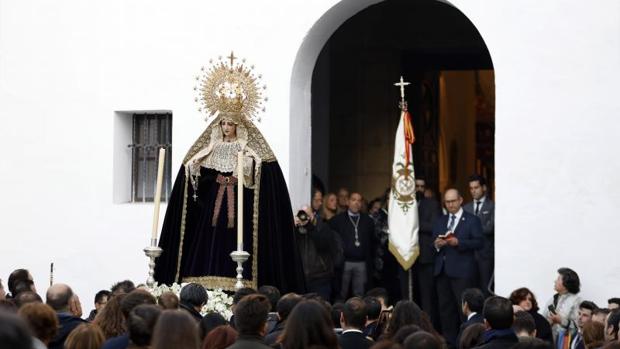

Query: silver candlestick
230;249;250;290
144;238;163;288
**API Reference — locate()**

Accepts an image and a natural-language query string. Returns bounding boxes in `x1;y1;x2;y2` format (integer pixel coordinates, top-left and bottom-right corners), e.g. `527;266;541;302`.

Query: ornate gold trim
388;241;419;271
250;162;261;290
183;276;253;291
175;176;190;282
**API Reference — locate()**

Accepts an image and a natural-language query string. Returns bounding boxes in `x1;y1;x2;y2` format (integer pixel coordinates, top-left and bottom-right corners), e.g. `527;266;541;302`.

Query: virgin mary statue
154;54;306;293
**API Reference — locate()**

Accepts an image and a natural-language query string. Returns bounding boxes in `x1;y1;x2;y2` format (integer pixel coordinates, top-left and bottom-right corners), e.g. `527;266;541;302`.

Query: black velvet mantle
154;161;306;294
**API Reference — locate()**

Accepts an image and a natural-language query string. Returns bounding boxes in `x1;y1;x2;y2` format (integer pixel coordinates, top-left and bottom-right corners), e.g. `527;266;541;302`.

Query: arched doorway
289;0;494;207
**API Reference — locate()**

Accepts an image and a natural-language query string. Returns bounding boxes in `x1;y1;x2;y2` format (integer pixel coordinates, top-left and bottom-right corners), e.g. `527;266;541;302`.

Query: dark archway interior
311;0;494;201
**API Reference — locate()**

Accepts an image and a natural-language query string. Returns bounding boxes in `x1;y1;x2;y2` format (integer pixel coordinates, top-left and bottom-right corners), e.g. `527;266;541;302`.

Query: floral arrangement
149;283;233;320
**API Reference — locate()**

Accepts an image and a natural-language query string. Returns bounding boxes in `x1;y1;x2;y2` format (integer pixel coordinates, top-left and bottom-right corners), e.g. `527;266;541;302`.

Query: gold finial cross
394;76;410;100
228;51;237;66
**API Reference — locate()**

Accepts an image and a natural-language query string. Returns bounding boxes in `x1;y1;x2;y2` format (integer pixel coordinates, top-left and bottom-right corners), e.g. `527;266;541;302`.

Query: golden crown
195;52;267;123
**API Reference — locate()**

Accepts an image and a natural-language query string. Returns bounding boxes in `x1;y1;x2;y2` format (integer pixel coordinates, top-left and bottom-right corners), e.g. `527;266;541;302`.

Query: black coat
418;197;441;264
227;335;272;349
338;331;373;349
456;313;484;348
432;211;483;279
329;212;375;265
476;330;519;349
48;313;87;349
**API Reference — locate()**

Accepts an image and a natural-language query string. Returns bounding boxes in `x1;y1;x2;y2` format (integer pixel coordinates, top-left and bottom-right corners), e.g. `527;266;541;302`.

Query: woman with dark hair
278;300;339;349
7;269;35;298
18;303;59;348
582;321;605;349
203;325;237;349
542;268;582;340
509;287;553;343
383;301;440;341
152;310;199;349
199;312;228;341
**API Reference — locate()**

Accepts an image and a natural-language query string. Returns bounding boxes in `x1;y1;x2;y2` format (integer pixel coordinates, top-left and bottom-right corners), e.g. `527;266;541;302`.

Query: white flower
149;283;233;320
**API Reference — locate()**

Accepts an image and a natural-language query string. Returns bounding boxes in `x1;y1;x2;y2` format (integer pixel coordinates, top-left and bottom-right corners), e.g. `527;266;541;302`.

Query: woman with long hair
93;294;127;339
152;310;199;349
384;301;439;340
278;300;339;349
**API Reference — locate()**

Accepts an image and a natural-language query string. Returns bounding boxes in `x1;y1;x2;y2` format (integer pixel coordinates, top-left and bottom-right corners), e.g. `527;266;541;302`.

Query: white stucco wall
0;0;618;309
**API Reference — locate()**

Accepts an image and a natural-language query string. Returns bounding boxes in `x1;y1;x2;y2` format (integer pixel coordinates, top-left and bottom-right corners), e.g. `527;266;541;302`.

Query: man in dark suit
464;175;495;295
477;296;519;349
329;192;375;300
338;297;373;349
457;288;485;348
413;178;441;325
433;188;483;348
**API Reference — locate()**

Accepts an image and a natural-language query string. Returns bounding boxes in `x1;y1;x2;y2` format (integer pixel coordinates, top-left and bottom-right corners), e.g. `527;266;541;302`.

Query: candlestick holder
230;250;250;290
144;238;163;289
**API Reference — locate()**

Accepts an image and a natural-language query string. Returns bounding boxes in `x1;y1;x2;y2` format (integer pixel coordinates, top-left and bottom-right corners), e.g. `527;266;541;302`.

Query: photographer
295;206;342;302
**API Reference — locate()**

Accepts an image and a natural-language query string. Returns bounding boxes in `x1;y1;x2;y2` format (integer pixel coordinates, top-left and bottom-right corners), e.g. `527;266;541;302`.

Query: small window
128;113;172;203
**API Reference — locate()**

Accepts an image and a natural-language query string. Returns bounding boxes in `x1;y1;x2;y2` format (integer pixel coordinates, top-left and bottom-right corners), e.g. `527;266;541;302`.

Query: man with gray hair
46;283;86;349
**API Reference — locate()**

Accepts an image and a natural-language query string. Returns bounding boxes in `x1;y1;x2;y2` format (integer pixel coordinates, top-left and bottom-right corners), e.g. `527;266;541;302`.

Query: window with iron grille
128;113;172;202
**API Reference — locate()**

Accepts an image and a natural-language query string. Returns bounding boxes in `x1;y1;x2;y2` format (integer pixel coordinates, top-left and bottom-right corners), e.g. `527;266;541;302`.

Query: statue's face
221;120;237;139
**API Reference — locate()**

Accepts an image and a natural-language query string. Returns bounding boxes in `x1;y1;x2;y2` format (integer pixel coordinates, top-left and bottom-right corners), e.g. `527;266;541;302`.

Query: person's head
392;325;421;345
0;312;34;349
404;331;441;349
582;320;605;349
276;293;303;323
7;269;34;297
203;325;237;349
415;179;426;194
555;268;580;294
364;296;382;322
0;300;17;313
93;293;126;339
120;289;157;320
311;190;323;212
220;118;237;139
468;175;487;201
127;304;162;347
151;310;200;349
232;287;257;307
110;280;135;296
461;288;485;317
605;309;620;342
592;308;610;324
511;338;553;349
280;300;338;349
258;285;280;312
158;291;179;310
509;287;540;312
45;283;73;312
331;302;344;329
199;312;228;340
444;188;463;214
14;291;42;308
94;290;110;311
233;294;271;337
578;301;599;329
64;323;105;349
323;193;338;212
459;323;486;349
513;311;536;337
337;188;350;208
608;298;620;310
369;199;383;215
387;300;436;338
180;283;208;311
340;297;367;330
483;296;514;330
348;192;363;213
18;302;58;345
366;287;389;310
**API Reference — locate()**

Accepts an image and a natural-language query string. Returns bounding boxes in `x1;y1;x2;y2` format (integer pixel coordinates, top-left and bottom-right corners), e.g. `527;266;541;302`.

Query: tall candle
151;147;166;242
237;151;244;251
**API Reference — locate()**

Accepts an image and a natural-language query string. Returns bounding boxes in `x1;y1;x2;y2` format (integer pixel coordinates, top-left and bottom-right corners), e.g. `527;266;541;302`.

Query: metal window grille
128;113;172;203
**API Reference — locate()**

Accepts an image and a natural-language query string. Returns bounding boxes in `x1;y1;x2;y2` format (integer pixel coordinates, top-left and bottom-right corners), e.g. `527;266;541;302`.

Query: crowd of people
1;268;620;349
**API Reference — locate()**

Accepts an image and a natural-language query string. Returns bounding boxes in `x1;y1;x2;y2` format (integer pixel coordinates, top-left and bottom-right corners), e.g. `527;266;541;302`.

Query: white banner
388;111;420;270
